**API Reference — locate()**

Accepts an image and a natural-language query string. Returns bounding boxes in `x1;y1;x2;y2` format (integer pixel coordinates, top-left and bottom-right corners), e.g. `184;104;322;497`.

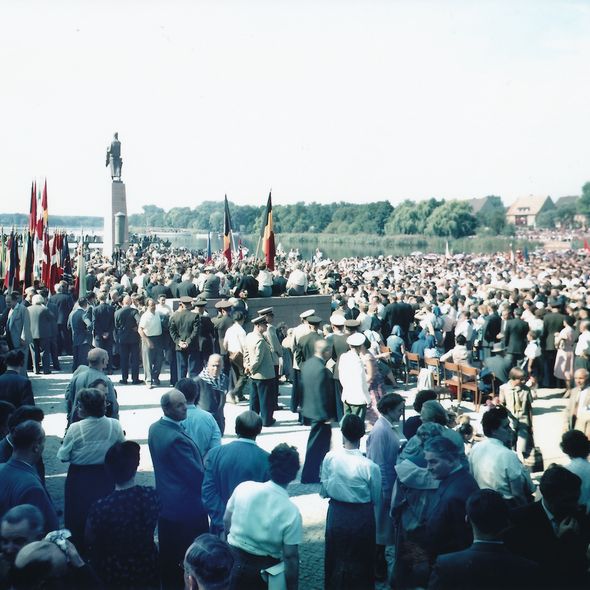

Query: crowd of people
0;241;590;589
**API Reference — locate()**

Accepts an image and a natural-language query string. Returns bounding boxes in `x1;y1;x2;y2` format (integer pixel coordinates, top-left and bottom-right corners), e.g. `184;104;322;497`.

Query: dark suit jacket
202;439;269;531
195;377;225;432
148;283;173;299
295;331;322;366
69;308;93;346
0;370;34;407
483;355;512;384
48;292;74;325
176;280;197;298
428;542;540;590
169;309;200;351
329;332;349;381
272;275;287;295
0;458;58;533
504;318;529;355
148;418;206;522
505;501;590;589
542;312;566;351
92;302;115;338
114;306;140;344
235;274;258;299
28;305;55;340
427;467;479;558
202;274;220;299
301;356;335;421
196;314;214;357
482;312;501;347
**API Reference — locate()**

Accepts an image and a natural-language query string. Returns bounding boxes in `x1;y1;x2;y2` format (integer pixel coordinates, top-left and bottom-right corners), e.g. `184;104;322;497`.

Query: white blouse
57;416;124;465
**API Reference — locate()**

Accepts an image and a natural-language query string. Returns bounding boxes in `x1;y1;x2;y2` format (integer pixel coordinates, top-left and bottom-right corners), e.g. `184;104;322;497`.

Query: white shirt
575;330;590;356
139;310;163;337
227;480;302;558
469;437;534;503
338;350;370;406
566;457;590;513
577;387;590;416
320;448;382;505
57;416;124;465
286;269;308;290
224;323;246;354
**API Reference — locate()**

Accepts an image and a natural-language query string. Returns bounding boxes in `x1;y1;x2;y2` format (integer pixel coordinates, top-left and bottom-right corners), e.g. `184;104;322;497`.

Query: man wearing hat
295;316;323;367
339;333;371;420
290;310;315;414
542;299;566;388
244;316;276;427
258;307;283;410
169;297;201;379
328;314;348;421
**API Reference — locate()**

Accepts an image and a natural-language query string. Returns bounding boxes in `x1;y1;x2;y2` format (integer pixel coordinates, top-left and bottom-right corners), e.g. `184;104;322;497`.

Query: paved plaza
35;362;569;590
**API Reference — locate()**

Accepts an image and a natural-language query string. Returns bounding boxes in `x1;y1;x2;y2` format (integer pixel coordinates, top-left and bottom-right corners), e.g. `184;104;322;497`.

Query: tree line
128;196;508;239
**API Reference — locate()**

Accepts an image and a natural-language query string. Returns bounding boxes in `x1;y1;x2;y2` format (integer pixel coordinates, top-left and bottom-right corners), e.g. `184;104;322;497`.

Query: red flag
584;238;590;252
261;191;276;271
223;195;233;267
238;238;244;261
22;232;35;290
36;179;48;240
41;231;51;288
3;231;20;291
29;182;37;235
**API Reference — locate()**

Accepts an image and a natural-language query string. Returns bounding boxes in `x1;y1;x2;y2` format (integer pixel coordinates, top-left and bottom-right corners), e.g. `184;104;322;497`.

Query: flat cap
344;319;361;329
194;298;207;307
251;316;268;325
215;300;233;309
300;309;315;319
307;315;322;325
180;296;193;304
258;307;274;315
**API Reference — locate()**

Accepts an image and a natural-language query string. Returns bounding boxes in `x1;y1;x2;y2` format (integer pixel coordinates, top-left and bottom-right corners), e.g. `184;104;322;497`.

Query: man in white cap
328;314;348;421
290;309;315;414
339;332;371;421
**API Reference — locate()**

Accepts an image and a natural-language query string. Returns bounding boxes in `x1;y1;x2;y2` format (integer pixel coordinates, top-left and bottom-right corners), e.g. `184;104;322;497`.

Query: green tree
475;196;506;233
577;182;590;221
555;203;578;228
536;210;557;229
385;198;442;235
424;200;477;238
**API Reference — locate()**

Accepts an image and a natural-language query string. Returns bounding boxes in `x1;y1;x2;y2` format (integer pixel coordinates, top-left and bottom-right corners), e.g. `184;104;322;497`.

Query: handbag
260;561;286;590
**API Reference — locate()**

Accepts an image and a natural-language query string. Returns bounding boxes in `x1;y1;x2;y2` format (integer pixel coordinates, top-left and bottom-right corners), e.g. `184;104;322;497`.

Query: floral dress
362;351;386;425
86;485;160;589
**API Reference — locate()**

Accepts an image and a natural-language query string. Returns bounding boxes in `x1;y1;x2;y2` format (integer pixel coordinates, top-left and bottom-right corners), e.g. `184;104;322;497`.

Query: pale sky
1;0;589;216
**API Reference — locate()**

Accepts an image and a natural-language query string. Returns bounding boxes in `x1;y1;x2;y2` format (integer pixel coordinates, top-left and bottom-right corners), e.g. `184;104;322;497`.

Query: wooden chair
424;357;442;387
404;352;422;384
443;362;462;403
458;365;484;411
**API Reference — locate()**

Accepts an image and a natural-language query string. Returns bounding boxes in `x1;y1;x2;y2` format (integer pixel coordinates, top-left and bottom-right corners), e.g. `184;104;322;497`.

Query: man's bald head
87;347;108;368
574;368;589;389
160;389;187;422
314;339;331;358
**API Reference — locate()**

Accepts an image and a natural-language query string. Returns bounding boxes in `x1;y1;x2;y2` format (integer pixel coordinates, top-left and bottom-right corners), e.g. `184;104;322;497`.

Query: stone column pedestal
104;181;128;258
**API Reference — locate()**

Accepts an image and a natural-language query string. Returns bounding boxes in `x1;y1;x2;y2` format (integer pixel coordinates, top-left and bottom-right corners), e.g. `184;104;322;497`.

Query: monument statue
105;132;123;181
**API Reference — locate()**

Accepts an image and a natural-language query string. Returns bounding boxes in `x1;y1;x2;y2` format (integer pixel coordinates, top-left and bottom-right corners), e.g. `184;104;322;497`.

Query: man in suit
202;267;220;299
194;354;227;434
503;307;530;367
328;314;349;421
424;435;479;559
202;410;270;535
65;347;119;422
290;309;315;413
563;368;590;434
483;342;512;386
176;272;198;298
114;295;142;384
480;303;501;361
505;465;590;589
300;339;335;484
0;420;59;534
27;294;55;375
542;299;566;387
0;350;34;408
68;297;93;372
92;292;115;371
148;389;208;590
6;292;32;376
194;299;214;375
169;296;201;379
258;307;283;409
47;282;74;355
429;489;540;590
243;315;276;427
